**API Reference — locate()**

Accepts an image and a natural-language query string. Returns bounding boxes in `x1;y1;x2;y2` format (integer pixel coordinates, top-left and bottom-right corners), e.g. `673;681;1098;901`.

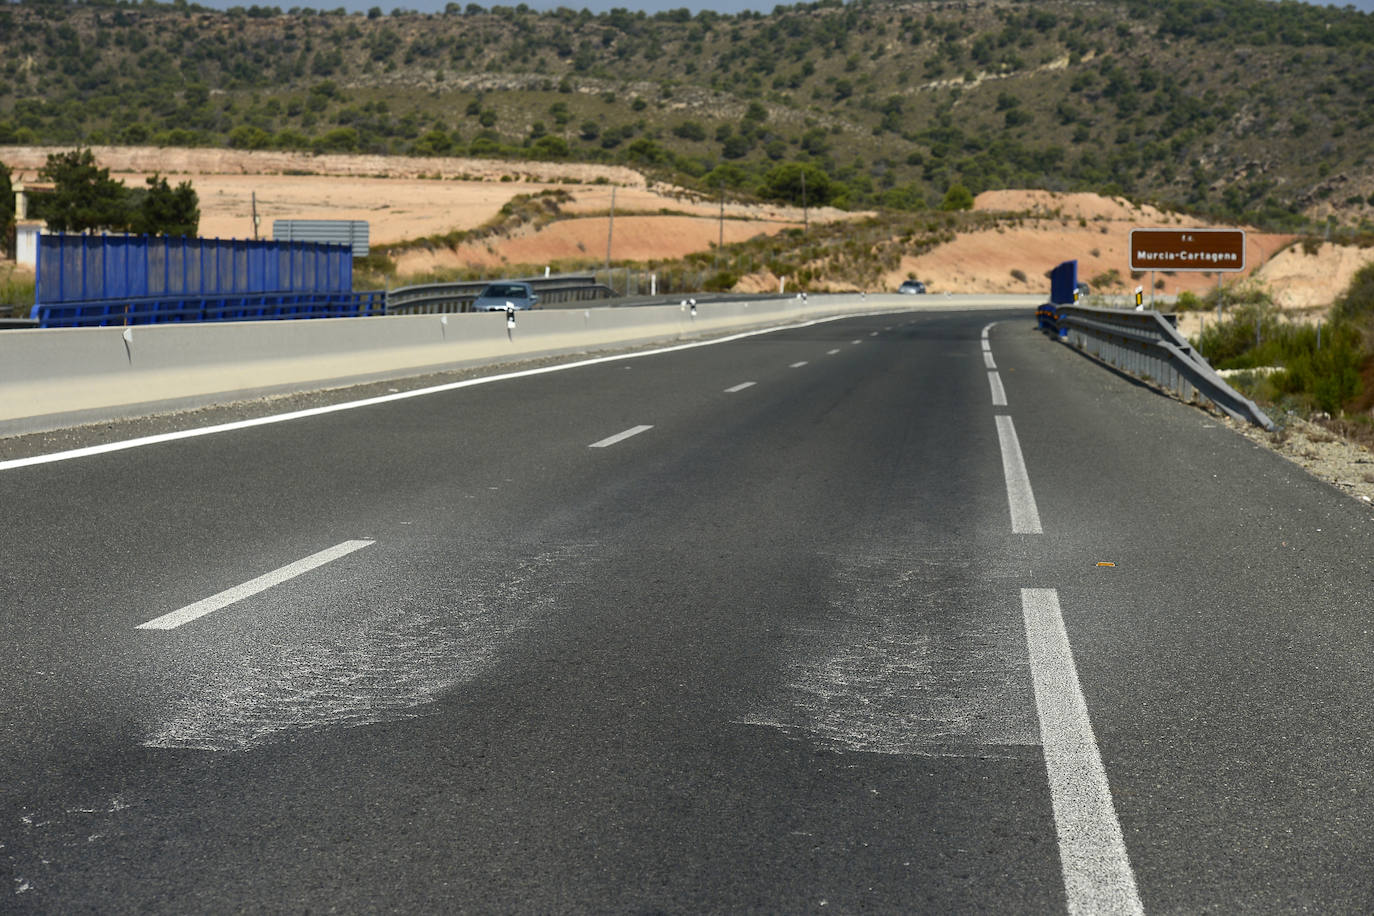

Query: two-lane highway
3;306;1374;912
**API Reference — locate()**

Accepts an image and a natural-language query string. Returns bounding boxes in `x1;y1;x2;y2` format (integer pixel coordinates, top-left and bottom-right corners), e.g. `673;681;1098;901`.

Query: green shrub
939;183;973;211
530;135;570;159
1195;301;1284;367
703;270;739;291
1272;325;1364;414
1330;262;1374;327
1175;290;1205;311
1197;307;1366;415
1090;268;1121;289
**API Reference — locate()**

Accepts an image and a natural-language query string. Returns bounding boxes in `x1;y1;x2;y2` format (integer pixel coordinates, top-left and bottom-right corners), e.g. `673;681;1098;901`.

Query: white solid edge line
995;415;1043;534
790;361;809;368
2;313;870;473
724;381;757;393
136;539;374;631
589;424;654;448
984;350;998;370
989;371;1008;407
1021;588;1144;916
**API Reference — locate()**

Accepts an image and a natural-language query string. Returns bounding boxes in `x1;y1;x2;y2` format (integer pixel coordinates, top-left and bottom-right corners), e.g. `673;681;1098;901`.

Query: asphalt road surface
3;307;1374;913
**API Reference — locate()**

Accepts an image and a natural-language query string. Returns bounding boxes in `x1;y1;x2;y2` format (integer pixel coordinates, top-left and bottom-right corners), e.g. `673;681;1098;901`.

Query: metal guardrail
1038;303;1276;431
385;274;616;314
594;291;792;310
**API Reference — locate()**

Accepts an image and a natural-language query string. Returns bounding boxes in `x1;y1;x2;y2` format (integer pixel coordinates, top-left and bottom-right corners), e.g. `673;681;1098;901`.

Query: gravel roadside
1224;413;1374;512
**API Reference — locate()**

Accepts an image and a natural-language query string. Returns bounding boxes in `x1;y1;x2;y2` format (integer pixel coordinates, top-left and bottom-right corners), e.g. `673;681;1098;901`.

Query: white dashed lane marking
988;372;1007;407
589;425;654;448
724;382;757;393
136;540;375;630
995;416;1042;535
1022;588;1144;916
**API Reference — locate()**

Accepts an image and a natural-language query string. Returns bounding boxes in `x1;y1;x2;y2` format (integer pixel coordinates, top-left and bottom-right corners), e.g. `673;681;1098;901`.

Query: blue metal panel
148;239;166;296
1049;260;1078;305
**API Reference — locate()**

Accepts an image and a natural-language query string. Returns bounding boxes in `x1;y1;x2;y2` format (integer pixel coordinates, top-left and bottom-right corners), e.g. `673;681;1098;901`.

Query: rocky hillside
1;0;1373;230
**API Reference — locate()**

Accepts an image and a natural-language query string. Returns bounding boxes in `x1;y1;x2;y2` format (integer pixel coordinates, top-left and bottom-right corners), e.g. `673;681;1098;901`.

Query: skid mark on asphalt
737;549;1039;758
145;614;465;751
143;545;588;751
6;546;593;899
1;543;590;900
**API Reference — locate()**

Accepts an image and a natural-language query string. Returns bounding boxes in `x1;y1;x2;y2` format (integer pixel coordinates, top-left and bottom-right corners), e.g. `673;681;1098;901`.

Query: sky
188;0;1374;15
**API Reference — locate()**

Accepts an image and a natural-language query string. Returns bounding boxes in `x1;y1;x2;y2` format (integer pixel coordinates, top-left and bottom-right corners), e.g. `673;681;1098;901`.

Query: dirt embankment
1251;242;1374;311
887;189;1295;299
394;214;799;275
1171;239;1374;340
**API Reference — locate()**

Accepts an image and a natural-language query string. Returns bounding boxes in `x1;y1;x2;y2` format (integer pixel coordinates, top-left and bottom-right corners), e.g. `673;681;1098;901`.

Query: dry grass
1317;415;1374;451
0;263;37;317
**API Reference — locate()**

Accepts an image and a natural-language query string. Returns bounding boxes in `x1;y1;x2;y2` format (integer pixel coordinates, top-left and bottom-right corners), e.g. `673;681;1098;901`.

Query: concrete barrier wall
0;293;1038;435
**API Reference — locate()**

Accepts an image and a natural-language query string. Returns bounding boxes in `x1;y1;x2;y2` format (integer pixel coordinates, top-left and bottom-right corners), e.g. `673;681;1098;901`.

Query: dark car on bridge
898;279;927;294
472;281;539;311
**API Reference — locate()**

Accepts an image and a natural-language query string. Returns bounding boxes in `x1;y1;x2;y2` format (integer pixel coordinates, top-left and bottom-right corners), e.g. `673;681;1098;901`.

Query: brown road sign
1129;228;1246;272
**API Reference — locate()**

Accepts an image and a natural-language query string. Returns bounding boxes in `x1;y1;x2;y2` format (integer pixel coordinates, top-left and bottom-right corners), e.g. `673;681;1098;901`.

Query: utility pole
605;186;616;272
251;191;260;241
801;171;808;234
718;191;724;263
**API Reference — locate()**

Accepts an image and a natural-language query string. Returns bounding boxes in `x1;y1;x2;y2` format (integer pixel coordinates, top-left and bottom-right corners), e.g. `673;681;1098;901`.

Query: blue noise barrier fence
31;234;383;328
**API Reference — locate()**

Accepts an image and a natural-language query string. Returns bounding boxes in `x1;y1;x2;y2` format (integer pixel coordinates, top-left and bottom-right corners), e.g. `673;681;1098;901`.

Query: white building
12;181;53;268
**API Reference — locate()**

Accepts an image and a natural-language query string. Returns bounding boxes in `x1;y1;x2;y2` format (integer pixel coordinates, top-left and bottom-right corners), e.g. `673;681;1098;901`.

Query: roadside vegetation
0;262;34;318
1195;263;1374;442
